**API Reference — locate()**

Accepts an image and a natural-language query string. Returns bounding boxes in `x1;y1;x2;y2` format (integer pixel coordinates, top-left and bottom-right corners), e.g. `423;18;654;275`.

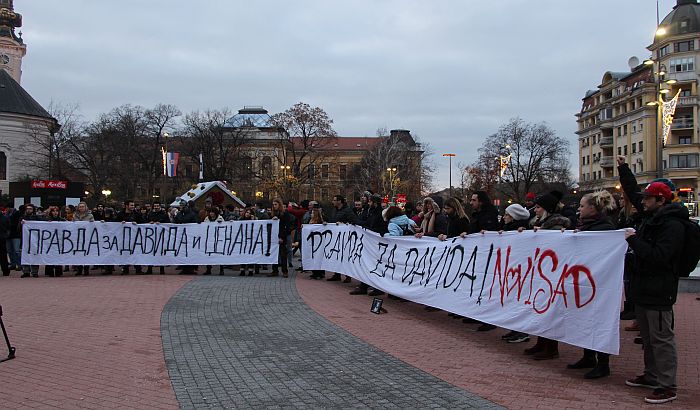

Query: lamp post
101;189;111;202
280;165;291;197
386;166;397;203
442;153;456;196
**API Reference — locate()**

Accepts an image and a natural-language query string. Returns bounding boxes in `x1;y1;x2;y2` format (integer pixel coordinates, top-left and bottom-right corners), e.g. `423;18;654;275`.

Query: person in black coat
349;195;387;293
438;197;470;240
467;191;499;234
145;202;170;275
566;191;617;379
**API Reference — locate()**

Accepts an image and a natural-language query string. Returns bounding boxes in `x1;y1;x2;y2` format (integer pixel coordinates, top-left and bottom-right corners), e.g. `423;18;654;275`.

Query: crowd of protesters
0;155;693;404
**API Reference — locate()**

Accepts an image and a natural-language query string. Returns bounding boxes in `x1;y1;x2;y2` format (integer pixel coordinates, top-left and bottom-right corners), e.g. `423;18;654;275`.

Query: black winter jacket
500;218;529;232
468;204;499;234
116;210;142;223
329;204;357;224
626;204;686;310
576;215;616;232
364;205;388;234
446;215;470;238
146;210;170;224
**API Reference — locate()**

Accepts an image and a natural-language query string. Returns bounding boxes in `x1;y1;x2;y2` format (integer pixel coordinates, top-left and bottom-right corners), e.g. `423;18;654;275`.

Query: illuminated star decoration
499;153;512;177
662;89;681;146
161;147;168;176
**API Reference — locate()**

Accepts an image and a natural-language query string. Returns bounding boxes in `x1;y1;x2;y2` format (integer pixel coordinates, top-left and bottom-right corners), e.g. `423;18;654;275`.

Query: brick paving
161;274;502;409
297;274;700;409
0;270;191;409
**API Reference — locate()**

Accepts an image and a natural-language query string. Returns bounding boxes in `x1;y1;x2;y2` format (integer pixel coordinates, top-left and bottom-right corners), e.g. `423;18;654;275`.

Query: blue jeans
7;238;20;267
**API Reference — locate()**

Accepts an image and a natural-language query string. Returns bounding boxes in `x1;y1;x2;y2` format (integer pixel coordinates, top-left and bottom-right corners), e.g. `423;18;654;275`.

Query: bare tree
181;108;249;182
473;118;572;202
268;102;339;199
25;101;76;179
351;129;432;201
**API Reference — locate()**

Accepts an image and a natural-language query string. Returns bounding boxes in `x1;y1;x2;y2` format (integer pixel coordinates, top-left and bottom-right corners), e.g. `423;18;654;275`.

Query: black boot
584;363;610;379
567;350;597;369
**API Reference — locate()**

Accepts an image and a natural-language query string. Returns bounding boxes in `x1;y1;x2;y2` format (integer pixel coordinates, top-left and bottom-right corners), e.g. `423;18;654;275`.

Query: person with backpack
622;180;690;404
385;205;417;237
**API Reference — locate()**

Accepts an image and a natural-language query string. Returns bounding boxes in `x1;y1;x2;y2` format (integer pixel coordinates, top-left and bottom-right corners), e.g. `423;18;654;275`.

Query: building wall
577;35;700;210
0;112;52;194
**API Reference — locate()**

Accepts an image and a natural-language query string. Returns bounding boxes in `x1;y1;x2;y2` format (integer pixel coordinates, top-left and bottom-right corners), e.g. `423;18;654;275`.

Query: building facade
577;0;700;213
0;0;58;199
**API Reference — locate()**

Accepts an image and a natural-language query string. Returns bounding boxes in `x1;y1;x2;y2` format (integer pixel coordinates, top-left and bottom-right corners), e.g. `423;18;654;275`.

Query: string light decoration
661;89;681;146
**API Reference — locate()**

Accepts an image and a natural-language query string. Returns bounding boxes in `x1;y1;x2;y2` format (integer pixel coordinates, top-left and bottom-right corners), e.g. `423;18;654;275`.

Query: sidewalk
0;271;191;409
297;274;700;409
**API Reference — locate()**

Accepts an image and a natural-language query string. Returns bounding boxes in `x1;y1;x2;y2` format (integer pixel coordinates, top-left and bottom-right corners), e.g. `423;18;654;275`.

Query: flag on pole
199;153;204;180
166;152;180;177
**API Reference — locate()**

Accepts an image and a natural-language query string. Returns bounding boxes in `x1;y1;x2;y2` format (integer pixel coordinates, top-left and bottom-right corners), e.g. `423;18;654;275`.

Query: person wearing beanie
549;190;578;227
497;203;533;343
350;194;388;295
523;193;571;360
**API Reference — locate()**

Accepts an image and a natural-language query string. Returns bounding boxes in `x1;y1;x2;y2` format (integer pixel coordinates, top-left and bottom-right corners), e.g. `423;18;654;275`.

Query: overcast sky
17;0;672;189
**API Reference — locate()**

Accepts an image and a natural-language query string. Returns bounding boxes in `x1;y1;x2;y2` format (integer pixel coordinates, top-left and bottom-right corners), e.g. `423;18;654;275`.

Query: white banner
302;224;627;355
22;220;279;266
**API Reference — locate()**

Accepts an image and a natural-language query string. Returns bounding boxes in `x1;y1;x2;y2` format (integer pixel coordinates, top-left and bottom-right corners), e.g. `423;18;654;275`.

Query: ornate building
0;0;58;198
577;0;700;213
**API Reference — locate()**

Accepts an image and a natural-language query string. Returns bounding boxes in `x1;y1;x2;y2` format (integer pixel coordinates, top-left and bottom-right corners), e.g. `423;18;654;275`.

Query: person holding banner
566;191;616;379
523;193;571;360
204;208;226;276
269;199;291;278
72;202;95;276
44;206;66;277
19;204;42;278
238;208;260;277
328;195;358;283
438;197;470;241
116;200;143;275
467;191;499;234
350;194;387;295
0;209;11;276
145;203;169;275
307;204;327;280
415;197;447;238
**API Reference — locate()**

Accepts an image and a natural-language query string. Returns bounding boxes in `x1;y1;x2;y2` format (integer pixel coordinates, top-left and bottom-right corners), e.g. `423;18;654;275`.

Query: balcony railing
600;156;615;168
678;96;698;106
672;119;694;129
600;136;614;147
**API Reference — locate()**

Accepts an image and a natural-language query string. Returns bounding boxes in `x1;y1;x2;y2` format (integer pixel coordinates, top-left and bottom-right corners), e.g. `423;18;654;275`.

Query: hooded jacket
626;203;686;309
387;214;417;237
467;203;499;234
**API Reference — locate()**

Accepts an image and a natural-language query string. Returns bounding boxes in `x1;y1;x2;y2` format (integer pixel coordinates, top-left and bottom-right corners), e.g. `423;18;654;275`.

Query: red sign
396;194;407;204
679;187;693;192
31;180;68;189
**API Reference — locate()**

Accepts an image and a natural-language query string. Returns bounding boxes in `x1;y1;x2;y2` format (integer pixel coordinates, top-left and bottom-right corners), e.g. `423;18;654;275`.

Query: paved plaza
0;267;698;409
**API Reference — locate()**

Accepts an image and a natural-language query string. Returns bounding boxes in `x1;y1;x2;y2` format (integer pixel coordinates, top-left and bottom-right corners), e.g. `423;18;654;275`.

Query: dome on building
655;0;700;42
224;106;274;128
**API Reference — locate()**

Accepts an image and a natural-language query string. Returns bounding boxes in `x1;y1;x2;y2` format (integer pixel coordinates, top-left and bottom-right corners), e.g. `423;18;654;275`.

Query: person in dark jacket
44;206;66;277
438;197;470;240
269;198;292;278
622;175;685;404
145;202;170;275
329;195;357;224
467;191;499;234
349;195;387;294
415;196;447;238
7;205;22;271
565;191;617;379
326;195;358;283
116;200;142;275
497;203;533;342
20;203;43;278
0;209;10;276
523;193;571;360
174;201;200;274
551;190;578;227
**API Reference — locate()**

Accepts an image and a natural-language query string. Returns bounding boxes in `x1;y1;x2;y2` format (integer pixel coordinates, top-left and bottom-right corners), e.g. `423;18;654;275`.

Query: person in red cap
523;192;537;220
618;157;686;404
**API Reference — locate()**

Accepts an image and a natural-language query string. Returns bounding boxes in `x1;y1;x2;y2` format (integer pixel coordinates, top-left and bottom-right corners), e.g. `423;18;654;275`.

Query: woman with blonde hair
307;204;327;280
566;190;616;379
415;197;447;238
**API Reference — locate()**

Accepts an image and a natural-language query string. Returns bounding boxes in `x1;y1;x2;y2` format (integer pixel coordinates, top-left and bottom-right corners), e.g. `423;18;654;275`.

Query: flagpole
199;153;204;181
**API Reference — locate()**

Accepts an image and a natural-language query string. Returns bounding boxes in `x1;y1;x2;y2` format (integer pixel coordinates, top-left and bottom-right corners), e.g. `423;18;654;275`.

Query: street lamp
386;167;397;203
442;153;456;196
645;57;679;179
101;189;111;200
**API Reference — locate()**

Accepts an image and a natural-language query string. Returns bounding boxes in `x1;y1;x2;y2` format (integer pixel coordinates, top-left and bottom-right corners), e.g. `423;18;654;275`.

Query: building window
617;126;622;136
185;165;194;178
261;156;272;177
680;88;692;97
675;40;694;53
669;57;694;73
679;136;692;144
339;164;347;180
582;156;586;165
639;141;644;152
632;143;637;153
308;164;315;180
623;145;628;155
618;147;622;155
639;122;643;131
633;164;637;173
320;188;329;202
680;19;690;34
659;45;670;58
598;171;602;179
669;154;699;168
321;163;330;179
639;162;644;172
632;123;637;133
0;151;6;180
623;124;627;135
